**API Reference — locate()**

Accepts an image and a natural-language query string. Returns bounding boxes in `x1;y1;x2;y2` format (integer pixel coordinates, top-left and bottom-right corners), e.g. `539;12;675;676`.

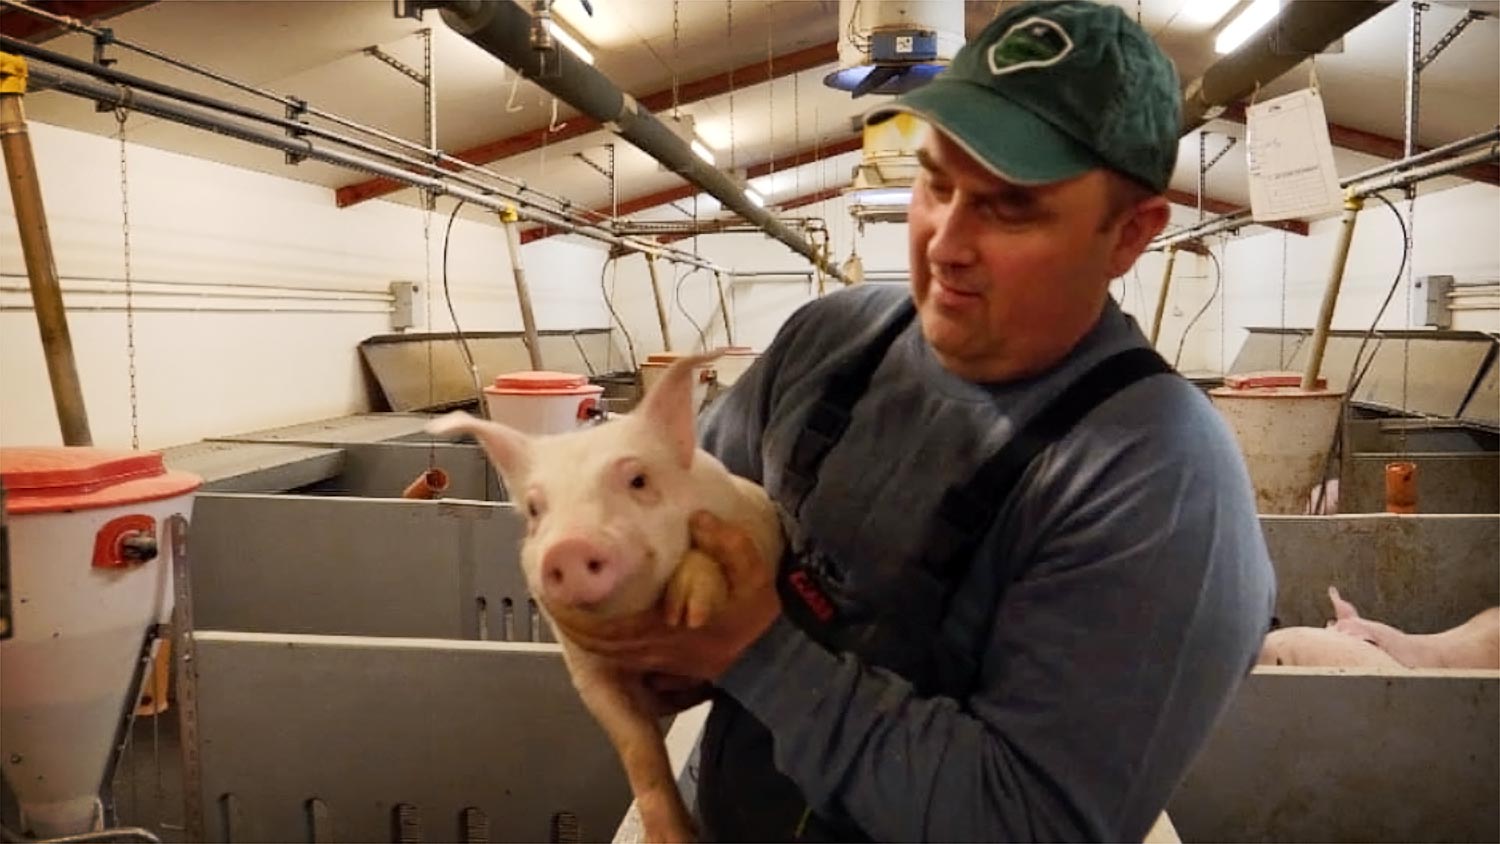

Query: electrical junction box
390;281;422;332
1410;274;1453;329
871;29;938;62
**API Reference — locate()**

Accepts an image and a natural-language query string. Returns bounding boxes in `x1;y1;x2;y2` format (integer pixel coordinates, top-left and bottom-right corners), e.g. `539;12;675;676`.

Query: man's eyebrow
915;148;942;174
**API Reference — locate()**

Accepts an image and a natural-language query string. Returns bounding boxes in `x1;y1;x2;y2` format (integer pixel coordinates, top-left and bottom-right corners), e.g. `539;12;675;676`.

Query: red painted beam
520;135;862;245
0;0;153;42
336;40;841;208
1164;188;1310;236
1216;102;1499;187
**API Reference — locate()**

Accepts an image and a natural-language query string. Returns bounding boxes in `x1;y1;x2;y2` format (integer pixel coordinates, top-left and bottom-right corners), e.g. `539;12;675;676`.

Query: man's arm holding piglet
552;452;1269;843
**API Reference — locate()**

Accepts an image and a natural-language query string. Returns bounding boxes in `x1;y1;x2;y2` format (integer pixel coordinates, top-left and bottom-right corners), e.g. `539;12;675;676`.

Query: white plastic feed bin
484;371;604;436
713;347;761;388
0;447;201;838
1209;372;1344;514
640;353;715;412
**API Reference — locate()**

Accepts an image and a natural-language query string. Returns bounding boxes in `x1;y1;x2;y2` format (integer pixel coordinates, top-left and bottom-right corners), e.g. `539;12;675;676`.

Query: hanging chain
1400;193;1415;454
765;3;775;187
793;67;801;197
115;106;140;450
1278;230;1289;369
424;191;436;467
671;1;682;118
727;0;736;172
1218;237;1228;374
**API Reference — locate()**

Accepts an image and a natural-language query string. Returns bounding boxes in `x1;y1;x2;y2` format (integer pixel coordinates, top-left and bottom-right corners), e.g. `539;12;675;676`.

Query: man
559;2;1276;840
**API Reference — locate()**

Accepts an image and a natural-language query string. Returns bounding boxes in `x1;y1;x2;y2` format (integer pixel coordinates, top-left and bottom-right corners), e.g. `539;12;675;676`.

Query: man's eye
630;474;648;490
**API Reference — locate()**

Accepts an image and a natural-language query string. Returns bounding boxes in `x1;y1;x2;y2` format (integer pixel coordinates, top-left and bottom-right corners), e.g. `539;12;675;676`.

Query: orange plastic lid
486;371;603;396
644;352;721;366
1223;371;1327;390
1;447;202;515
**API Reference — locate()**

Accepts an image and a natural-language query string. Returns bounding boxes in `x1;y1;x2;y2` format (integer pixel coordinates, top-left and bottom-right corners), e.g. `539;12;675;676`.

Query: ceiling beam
1164;188;1309;236
335;40;841;208
0;0;153;42
1216;102;1500;187
520;135;862;245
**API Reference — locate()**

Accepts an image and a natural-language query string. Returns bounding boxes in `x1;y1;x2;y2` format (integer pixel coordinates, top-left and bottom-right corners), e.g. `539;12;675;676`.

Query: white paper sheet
1246;88;1344;221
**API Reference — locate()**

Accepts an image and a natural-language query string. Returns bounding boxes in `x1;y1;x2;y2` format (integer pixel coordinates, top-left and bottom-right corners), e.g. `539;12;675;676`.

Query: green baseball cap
865;0;1181;193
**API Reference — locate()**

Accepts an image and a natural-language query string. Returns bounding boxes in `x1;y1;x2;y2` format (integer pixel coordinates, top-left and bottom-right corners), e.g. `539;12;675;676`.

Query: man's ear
1108;195;1171;278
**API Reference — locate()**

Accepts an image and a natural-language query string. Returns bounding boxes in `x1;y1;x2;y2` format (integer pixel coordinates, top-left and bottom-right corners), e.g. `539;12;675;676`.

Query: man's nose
926;202;979;266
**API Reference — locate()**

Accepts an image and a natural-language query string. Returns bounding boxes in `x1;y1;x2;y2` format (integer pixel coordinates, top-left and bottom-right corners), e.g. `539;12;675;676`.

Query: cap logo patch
987;16;1074;76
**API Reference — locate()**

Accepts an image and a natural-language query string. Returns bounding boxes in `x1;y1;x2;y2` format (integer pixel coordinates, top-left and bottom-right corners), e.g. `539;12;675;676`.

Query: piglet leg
561;641;697;843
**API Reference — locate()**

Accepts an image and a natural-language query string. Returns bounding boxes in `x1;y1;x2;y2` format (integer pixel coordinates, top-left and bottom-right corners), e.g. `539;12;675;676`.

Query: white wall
6;120;1495;450
1124;182;1500;375
601;180;1499;379
1;122;608;449
598;187;911;360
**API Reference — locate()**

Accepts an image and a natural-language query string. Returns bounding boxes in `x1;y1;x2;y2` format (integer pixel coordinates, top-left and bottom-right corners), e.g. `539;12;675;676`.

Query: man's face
907;129;1165;382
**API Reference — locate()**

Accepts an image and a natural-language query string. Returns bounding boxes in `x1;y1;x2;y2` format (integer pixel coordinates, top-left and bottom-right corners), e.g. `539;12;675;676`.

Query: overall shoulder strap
926;346;1177;583
779;299;917;518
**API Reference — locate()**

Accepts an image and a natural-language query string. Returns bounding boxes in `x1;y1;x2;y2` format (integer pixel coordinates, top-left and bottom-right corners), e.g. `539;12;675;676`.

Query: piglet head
427;352;720;619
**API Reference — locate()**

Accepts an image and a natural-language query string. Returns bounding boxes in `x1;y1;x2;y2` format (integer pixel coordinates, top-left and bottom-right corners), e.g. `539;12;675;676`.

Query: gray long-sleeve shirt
696;285;1276;842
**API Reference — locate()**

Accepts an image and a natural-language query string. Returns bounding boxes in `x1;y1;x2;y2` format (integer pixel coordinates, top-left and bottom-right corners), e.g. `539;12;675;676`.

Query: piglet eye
630;473;648;490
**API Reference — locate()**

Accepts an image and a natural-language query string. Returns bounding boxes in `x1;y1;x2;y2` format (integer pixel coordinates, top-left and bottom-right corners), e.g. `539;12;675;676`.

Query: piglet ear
1327;586;1362;621
427;410;533;490
634;351;721;469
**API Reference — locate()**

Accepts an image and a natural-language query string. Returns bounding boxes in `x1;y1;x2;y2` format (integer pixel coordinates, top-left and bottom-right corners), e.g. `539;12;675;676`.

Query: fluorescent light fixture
690;139;716;165
746;188;766;208
852;188;912;206
545;20;594;65
1182;0;1241;26
1215;0;1279;54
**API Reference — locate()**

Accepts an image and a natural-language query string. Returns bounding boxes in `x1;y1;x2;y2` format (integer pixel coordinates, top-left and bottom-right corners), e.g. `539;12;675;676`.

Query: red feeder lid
644;353;717;366
1223;371;1327;390
1;447;202;515
486;371;602;396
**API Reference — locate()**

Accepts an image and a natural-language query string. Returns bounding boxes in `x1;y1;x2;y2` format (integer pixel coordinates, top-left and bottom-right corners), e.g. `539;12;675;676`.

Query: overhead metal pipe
1150;127;1500;251
1148;247;1179;346
21;59;725;272
434;0;847;285
643;255;673;352
713;272;734;347
1301;195;1365;391
0;54;92;446
499;206;545;370
1179;0;1393;134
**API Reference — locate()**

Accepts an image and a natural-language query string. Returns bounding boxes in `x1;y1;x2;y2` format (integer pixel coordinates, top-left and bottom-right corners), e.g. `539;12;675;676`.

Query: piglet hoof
662;548;728;629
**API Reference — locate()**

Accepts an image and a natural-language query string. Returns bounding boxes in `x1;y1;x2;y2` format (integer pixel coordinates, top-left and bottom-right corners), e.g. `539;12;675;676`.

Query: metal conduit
1179;0;1393;133
433;0;847;285
0;33;589;222
20;59;725;272
1151;134;1500;250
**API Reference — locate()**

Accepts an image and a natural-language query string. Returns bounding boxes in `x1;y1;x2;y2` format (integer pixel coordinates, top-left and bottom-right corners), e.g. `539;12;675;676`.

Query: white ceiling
7;0;1499;230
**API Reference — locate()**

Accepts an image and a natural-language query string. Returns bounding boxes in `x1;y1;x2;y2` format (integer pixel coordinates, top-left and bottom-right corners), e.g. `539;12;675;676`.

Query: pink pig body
1257;626;1408;669
1326;587;1500;670
428;353;781;843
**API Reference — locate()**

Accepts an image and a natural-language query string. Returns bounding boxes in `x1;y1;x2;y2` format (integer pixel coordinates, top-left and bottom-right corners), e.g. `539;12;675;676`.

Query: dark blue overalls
696;301;1175;842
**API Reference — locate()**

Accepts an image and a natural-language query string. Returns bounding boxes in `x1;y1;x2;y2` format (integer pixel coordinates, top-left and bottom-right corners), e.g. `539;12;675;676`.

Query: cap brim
864;79;1100;186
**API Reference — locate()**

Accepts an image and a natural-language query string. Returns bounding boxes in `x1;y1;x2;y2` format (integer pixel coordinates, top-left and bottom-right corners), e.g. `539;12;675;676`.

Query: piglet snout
540;536;626;608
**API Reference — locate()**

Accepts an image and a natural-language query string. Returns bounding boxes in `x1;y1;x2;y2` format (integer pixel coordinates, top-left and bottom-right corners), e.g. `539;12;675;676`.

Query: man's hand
546;511;781;681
